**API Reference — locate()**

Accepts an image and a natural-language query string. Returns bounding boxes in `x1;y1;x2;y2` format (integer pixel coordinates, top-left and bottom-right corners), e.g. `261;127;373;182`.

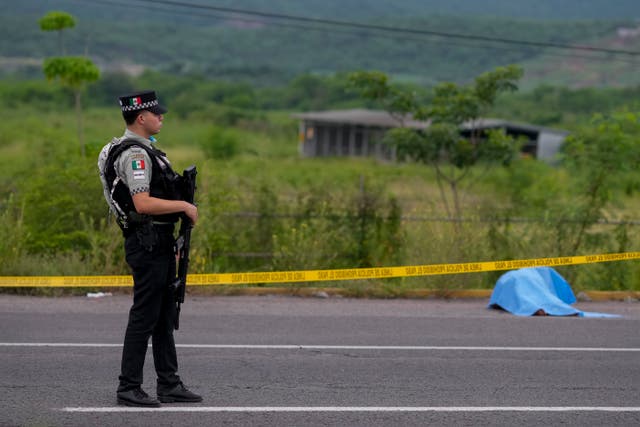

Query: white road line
1;343;122;347
2;343;640;352
60;406;640;413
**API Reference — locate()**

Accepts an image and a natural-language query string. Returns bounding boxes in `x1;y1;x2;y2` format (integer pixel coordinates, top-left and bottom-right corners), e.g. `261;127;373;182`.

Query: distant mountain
4;0;640;88
10;0;640;21
212;0;640;20
520;28;640;89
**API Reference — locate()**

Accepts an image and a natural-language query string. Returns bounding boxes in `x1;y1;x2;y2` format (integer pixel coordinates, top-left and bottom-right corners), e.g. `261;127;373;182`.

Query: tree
349;66;523;233
43;56;100;156
38;11;76;55
561;112;640;255
39;11;100;156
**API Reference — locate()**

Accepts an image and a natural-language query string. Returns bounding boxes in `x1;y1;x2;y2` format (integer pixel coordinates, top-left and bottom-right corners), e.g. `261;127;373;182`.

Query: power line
82;0;639;65
124;0;640;57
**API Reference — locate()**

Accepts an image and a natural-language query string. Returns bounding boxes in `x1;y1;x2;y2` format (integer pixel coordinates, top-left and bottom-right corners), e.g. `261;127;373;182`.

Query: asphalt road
1;294;639;426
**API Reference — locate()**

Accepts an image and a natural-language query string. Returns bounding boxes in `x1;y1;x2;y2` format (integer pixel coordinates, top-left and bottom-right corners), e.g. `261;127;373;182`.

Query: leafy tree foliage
561;112;640;254
43;57;100;156
349;66;524;228
43;57;100;89
38;11;75;55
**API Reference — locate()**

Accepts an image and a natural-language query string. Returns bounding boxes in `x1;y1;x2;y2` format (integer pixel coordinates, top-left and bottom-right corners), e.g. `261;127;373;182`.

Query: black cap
118;90;167;114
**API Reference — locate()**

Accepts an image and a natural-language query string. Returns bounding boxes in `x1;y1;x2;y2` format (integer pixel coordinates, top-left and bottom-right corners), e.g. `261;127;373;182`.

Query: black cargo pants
118;224;181;394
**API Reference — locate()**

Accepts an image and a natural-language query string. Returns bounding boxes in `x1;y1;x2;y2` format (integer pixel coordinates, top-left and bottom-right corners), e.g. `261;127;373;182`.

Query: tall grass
2;104;640;293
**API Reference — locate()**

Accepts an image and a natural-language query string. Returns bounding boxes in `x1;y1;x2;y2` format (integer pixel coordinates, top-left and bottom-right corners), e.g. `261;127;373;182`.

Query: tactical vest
104;139;183;230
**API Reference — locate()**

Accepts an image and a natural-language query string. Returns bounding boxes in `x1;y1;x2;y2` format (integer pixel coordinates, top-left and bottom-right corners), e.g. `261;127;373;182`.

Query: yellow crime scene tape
1;251;639;288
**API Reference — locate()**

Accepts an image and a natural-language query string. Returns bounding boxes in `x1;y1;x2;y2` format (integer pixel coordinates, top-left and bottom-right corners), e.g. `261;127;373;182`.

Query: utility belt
122;213;177;251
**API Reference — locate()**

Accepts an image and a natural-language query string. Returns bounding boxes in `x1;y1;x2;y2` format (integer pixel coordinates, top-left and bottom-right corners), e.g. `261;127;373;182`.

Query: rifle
173;165;197;330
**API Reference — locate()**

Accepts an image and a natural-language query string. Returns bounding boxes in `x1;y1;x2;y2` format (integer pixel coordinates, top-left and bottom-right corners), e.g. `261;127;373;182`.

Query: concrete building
293;109;568;162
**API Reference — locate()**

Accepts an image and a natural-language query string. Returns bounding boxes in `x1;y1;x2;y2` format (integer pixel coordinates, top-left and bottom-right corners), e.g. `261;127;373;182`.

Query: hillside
520;29;640;89
9;0;640;21
3;0;640;88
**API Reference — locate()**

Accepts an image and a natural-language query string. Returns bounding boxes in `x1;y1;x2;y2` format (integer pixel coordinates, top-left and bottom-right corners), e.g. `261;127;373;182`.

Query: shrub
199;126;240;160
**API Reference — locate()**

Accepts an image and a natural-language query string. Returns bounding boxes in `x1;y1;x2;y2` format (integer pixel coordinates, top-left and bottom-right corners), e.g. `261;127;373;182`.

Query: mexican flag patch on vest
132;159;145;170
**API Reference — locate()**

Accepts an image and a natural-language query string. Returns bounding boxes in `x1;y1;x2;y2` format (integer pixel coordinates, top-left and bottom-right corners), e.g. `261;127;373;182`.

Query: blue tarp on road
488;267;620;318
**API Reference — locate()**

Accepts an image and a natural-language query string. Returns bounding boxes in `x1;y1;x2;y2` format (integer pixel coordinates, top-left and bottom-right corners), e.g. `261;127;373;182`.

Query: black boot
117;388;161;407
157;383;202;403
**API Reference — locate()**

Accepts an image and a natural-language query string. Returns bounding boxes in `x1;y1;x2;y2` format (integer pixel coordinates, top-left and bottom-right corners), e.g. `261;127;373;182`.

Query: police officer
98;90;201;407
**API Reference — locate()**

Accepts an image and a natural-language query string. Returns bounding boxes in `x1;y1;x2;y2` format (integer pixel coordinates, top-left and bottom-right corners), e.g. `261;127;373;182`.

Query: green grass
2;102;640;294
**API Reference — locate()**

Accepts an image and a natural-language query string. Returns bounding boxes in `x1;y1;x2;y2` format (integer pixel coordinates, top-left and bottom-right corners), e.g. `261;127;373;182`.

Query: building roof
292;109;429;129
460;119;570;136
293;109;568;135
